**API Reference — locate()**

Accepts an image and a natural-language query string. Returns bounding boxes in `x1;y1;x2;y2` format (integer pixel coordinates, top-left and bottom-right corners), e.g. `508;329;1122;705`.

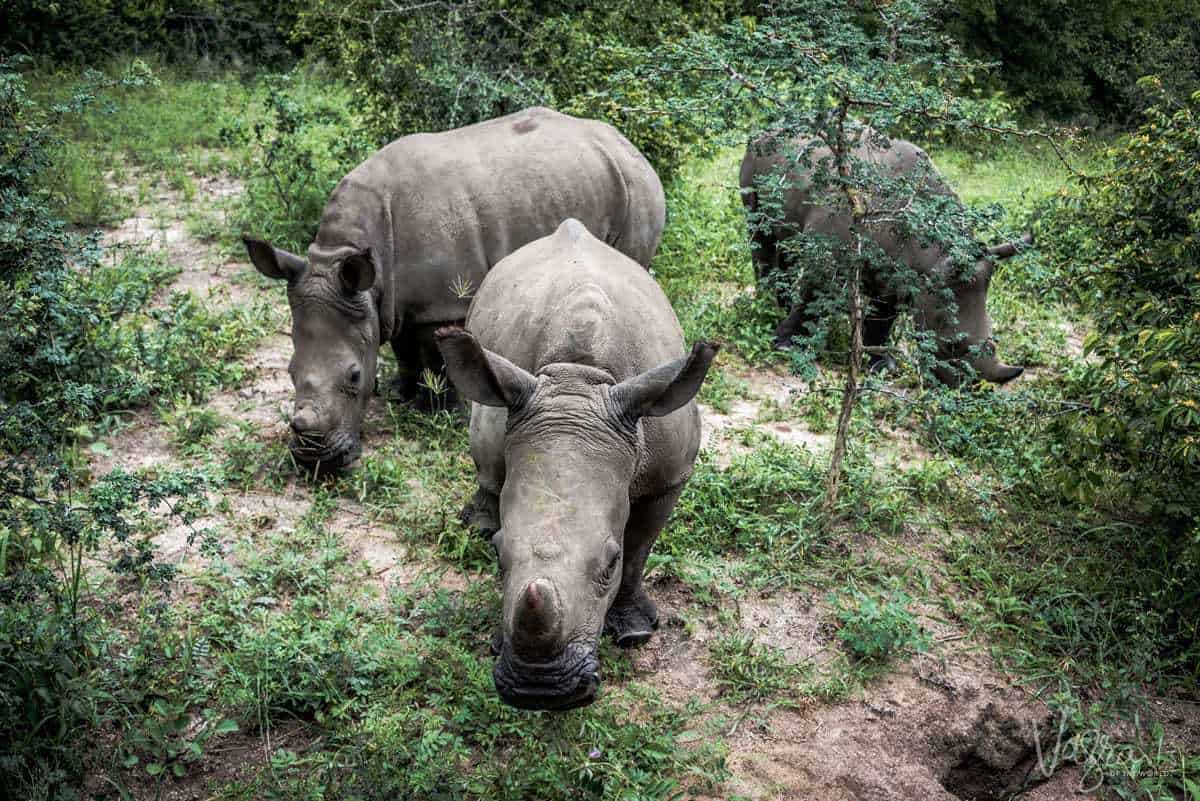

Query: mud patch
722;655;1052;801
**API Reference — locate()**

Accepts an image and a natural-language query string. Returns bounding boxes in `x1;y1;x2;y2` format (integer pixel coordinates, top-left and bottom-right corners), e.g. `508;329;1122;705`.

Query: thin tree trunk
824;106;867;516
823;244;865;515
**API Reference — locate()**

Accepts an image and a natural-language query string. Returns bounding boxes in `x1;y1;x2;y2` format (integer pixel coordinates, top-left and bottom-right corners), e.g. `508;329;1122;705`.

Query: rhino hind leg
606;485;683;648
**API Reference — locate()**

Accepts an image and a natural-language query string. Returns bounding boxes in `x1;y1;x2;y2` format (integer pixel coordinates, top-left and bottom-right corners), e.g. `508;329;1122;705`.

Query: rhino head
244;236;379;472
437;328;716;710
921;234;1031;387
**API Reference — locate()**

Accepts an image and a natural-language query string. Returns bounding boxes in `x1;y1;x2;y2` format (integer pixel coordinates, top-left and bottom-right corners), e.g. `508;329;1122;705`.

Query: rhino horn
977;357;1025;384
512;578;563;656
986;232;1034;261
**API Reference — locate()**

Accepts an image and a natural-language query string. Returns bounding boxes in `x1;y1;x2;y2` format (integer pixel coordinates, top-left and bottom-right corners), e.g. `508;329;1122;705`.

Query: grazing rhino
436;219;717;710
740;130;1029;386
243;107;666;471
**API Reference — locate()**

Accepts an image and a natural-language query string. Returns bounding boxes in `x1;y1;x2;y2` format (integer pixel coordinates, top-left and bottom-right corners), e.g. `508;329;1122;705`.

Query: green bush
1044;85;1200;527
0;60;265;796
294;0;748;178
2;0;303;66
831;588;929;662
224;70;372;252
945;0;1200;119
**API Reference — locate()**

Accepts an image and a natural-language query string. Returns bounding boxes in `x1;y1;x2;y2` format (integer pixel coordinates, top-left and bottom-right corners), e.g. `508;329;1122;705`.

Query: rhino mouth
289;429;361;471
493;641;600;711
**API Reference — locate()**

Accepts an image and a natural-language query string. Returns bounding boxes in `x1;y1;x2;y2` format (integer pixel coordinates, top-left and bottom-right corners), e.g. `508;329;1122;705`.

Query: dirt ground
91;175;1197;801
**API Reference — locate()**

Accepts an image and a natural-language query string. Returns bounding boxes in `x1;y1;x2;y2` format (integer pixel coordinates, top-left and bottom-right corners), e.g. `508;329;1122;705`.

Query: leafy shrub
831;588;929;662
944;0;1200;119
2;0;302;65
294;0;748;178
0;60;266;796
224;70;372;252
1044;85;1200;528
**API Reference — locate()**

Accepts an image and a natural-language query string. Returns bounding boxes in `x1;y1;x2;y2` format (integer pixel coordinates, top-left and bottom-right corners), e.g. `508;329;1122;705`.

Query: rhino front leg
413;323;462;413
461;484;500;540
606;483;684;648
864;294;898;373
388;331;421;403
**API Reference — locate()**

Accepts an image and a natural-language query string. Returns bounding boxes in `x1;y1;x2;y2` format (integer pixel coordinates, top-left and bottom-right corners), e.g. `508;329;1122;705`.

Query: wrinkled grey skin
437;219;717;711
740;131;1029;386
244;107;666;471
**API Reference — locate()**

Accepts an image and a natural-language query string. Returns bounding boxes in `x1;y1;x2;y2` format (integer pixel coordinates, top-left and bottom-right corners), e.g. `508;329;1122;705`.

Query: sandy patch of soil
103;173;261;310
700;365;834;467
703;642;1055;800
699;364;933;471
207;331;294;434
620;571;1104;801
88;409;176;477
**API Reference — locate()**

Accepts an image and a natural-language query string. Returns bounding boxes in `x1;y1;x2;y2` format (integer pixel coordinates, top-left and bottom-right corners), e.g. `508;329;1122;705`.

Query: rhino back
743;131;959;274
326;107;664;331
468;219;682;375
467;219;698;495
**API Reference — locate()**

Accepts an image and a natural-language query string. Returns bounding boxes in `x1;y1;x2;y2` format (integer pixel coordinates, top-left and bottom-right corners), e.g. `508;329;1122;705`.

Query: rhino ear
435;327;536;408
611;342;720;420
243;236;307;283
339;249;376;294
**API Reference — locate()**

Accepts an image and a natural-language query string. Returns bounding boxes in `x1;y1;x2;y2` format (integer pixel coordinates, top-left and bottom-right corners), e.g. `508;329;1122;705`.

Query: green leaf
213;718;239;735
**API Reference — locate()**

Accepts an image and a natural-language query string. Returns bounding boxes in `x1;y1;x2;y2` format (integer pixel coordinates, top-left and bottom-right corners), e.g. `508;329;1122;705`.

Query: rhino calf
244;107;666;471
740;130;1028;386
437;219;717;710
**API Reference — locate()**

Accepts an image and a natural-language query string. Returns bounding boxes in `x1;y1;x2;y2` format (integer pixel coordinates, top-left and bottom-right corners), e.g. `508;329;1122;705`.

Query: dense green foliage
1040;86;1200;625
3;2;1200;799
223;70;372;252
946;0;1200;118
0;62;272;797
3;0;303;65
293;0;748;177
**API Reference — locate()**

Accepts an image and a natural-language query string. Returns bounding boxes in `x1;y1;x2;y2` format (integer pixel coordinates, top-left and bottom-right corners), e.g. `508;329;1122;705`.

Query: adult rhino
436;219;717;710
243;107;666;471
740;130;1029;386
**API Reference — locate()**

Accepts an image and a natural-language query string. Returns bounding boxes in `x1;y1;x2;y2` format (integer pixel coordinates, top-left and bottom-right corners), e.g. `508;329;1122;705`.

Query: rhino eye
597;540;621;589
348;366;362;385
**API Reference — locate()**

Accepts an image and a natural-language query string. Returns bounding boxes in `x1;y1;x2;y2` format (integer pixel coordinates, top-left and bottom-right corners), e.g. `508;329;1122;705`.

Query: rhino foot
605;597;659;648
462;487;499;540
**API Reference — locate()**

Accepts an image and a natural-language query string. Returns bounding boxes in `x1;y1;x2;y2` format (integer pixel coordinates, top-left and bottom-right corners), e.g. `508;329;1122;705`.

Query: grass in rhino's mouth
290;430;360;468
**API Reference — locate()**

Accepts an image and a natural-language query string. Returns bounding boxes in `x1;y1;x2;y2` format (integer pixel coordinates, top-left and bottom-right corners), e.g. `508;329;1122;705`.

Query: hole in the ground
940;746;1038;801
